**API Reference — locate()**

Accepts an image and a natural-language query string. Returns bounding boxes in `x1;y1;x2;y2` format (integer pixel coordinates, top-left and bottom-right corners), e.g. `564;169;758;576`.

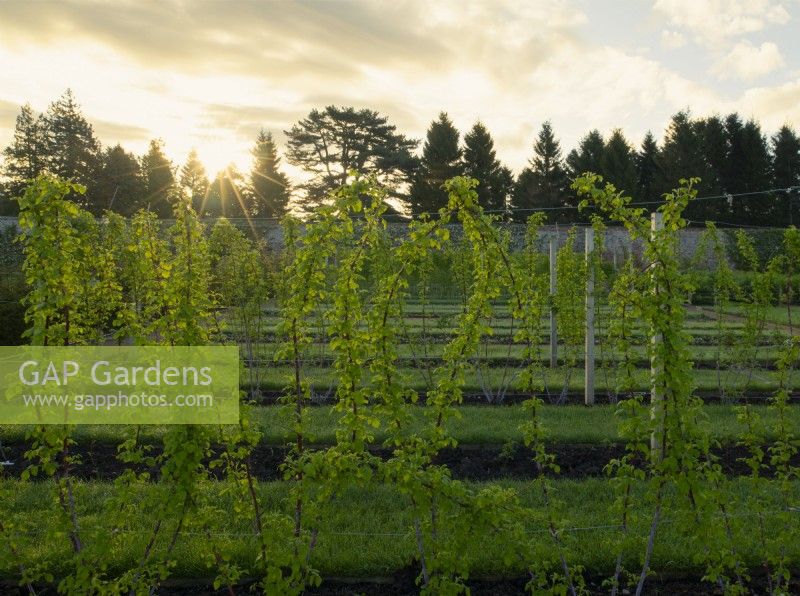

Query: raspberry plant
3;172;799;596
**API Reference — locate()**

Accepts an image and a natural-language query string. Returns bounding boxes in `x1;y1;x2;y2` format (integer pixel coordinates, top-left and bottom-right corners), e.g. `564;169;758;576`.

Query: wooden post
650;212;664;459
585;227;595;405
549;236;558;368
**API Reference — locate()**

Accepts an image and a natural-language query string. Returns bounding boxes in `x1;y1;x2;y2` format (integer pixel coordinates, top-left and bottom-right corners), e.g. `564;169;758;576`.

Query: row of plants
0;173;798;595
402;220;799;403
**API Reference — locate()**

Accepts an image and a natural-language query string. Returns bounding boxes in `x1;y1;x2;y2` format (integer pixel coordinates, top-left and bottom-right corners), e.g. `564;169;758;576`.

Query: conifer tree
511;121;568;221
723;114;746;186
204;166;248;219
94;144;145;215
408;112;462;216
771;125;800;225
285;106;417;213
249;129;290;218
657;111;706;202
564;130;605;222
601;129;637;195
722;113;749;222
180;149;210;214
141;139;176;218
739;119;773;224
565;129;605;178
41;89;102;208
635;131;660;203
1;104;45;213
462;122;512;214
697;115;727;196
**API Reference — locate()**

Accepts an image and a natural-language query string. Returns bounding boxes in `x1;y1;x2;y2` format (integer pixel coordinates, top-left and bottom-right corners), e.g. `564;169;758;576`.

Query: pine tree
565;130;604;178
41;89;102;208
739;119;773;224
1;104;46;212
141;139;176;218
672;115;725;223
204;166;247;218
462;122;512;214
601;129;637;195
249;129;290;218
657;111;706;200
723;113;748;222
408;112;462;216
697;115;727;195
564;129;605;223
285;106;417;213
635;131;660;203
511;121;568;222
94;144;145;216
180;149;210;214
771;125;800;225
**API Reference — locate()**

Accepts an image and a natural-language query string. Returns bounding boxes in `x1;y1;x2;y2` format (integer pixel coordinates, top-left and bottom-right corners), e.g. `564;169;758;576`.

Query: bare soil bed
2;440;797;481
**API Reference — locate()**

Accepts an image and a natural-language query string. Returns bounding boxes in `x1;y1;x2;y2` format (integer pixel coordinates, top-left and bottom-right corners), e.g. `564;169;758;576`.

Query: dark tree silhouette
285;106;417;214
249;129;290;218
408;112;462;216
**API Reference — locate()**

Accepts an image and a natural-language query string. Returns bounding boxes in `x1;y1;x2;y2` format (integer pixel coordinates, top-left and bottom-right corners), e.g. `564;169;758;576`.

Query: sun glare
193;141;250;179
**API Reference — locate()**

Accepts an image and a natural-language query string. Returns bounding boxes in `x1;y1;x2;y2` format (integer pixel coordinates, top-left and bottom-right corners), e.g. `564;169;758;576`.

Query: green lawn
243;341;787;361
3;404;797;445
223;318;754;335
720;304;800;327
238;364;791;393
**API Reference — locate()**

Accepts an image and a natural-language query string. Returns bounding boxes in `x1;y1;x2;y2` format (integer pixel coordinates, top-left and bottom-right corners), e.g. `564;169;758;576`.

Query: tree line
412;112;800;225
2;90;799;225
0;90;289;218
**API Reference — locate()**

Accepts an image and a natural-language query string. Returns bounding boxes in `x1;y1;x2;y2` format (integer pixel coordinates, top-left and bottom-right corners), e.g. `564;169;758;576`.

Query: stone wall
0;216;784;270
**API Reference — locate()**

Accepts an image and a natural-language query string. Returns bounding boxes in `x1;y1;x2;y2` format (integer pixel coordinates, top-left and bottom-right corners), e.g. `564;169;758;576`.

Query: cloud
0;100;19;152
0;94;150;145
653;1;791;94
0;99;19;123
201;104;300;137
739;78;800;128
0;0;796;179
92;119;151;144
653;0;791;48
712;41;785;80
0;0;721;174
0;1;450;81
661;29;687;49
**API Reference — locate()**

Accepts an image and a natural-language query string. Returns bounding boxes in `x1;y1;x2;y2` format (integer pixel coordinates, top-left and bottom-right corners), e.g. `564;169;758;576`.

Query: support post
650;212;664;459
585;227;595;405
549;236;558;368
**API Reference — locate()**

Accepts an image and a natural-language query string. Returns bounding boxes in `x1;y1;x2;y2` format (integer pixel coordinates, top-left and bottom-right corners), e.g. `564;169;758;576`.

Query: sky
0;0;798;181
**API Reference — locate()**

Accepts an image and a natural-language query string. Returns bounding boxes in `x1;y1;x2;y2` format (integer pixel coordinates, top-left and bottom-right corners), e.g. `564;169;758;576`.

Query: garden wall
0;216;787;269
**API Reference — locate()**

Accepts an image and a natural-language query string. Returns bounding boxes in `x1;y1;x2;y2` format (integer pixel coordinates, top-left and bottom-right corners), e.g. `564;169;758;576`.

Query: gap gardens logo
0;346;239;424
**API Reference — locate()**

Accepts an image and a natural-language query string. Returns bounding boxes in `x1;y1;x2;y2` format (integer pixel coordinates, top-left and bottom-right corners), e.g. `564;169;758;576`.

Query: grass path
3;404;797;445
